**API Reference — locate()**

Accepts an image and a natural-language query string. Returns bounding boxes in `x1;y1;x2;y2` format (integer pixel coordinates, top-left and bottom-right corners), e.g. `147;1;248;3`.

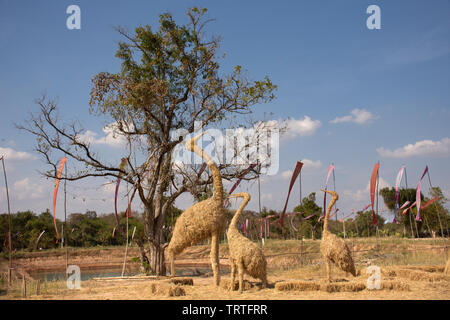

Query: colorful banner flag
52;156;67;240
394;166;406;223
415;166;428;221
322;164;335;217
279;161;303;226
370;162;380;225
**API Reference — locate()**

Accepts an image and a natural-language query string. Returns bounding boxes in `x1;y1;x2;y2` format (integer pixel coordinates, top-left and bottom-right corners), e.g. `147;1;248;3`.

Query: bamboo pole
1;157;13;285
36;279;41;296
376;166;379;251
64;160;68;275
332;163;337;222
300;237;304;267
121;187;129;277
404;170;417;238
426;171;445;238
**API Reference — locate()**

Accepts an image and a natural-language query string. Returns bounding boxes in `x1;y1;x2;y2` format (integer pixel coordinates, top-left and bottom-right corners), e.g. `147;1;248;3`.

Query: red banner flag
370;162;380;225
279;161;303;227
421;196;441;210
52;156;67;240
224;163;257;206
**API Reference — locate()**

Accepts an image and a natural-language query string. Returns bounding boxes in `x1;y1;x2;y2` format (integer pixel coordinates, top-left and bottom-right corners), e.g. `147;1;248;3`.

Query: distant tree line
1;188;449;254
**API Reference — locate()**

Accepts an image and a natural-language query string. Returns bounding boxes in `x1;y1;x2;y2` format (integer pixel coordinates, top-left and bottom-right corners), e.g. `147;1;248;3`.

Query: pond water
29;265;230;281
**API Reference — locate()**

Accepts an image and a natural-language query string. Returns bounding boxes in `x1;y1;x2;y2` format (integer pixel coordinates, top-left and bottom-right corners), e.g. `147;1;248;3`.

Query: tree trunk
148;240;167;276
135;238;150;274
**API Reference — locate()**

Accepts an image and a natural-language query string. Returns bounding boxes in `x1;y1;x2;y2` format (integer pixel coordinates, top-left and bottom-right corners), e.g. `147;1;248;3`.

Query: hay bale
220;278;253;291
320;282;366;293
275;281;321;292
167;277;194;286
396;269;449;282
404;265;445;273
380;280;410;291
150;283;186;297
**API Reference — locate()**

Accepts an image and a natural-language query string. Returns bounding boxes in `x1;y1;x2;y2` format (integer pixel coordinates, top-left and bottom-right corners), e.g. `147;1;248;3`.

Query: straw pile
321;282;366;293
275;281;320;291
149;282;186;297
167;277;194;286
394;269;449;282
379;280;410;291
220;278;254;291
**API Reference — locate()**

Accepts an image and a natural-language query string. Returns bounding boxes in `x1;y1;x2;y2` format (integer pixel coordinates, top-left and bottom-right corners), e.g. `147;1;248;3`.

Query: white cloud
301;159;322;171
377;137;450;158
343;177;391;203
330;108;378;125
285;116;322;139
77;122;128;148
0;147;35;161
281;170;292;179
13;178;45;200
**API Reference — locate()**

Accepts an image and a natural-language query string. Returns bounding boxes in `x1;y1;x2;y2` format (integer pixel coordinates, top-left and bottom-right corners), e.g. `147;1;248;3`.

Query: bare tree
17;7;278;275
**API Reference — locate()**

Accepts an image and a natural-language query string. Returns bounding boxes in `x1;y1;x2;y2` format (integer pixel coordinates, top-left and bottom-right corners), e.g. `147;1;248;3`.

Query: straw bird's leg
326;260;332;283
210;232;220;286
230;260;236;291
238;259;244;294
169;252;175;278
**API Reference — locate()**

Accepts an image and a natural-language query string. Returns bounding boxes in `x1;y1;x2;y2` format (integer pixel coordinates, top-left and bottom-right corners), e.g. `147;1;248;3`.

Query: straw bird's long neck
323;194;338;232
229;195;250;230
188;137;224;205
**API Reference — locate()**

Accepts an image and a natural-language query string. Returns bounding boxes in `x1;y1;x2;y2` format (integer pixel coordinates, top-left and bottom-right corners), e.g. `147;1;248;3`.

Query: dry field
1;237;449;300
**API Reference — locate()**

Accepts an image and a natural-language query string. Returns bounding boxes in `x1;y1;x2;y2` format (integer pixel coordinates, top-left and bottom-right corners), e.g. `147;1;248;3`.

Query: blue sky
0;0;449;222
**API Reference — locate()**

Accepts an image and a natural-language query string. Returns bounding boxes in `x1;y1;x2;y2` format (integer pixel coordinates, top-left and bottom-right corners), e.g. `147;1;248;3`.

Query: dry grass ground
1;237;449;300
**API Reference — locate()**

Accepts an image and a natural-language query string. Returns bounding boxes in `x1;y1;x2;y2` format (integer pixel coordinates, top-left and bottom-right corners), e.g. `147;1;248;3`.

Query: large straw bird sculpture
227;192;267;293
167;131;226;286
320;189;357;282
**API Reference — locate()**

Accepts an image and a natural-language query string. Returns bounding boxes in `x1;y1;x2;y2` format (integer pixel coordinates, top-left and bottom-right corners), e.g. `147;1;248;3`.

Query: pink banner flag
322;164;335;217
52;156;67;240
399;201;410;209
415;166;428;221
402;201;416;215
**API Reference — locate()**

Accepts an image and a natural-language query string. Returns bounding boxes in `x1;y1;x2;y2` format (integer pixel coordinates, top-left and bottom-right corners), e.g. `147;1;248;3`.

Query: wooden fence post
21;275;26;298
36;279;41;296
300;237;304;267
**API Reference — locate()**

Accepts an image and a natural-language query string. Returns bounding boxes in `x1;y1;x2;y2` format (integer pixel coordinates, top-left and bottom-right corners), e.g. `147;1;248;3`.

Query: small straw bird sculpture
320;189;357;282
227;192;267;292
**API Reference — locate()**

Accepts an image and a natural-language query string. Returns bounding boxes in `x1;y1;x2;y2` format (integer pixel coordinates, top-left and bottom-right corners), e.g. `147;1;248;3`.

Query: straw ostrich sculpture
167;131;226;286
227;192;267;293
320;189;357;282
